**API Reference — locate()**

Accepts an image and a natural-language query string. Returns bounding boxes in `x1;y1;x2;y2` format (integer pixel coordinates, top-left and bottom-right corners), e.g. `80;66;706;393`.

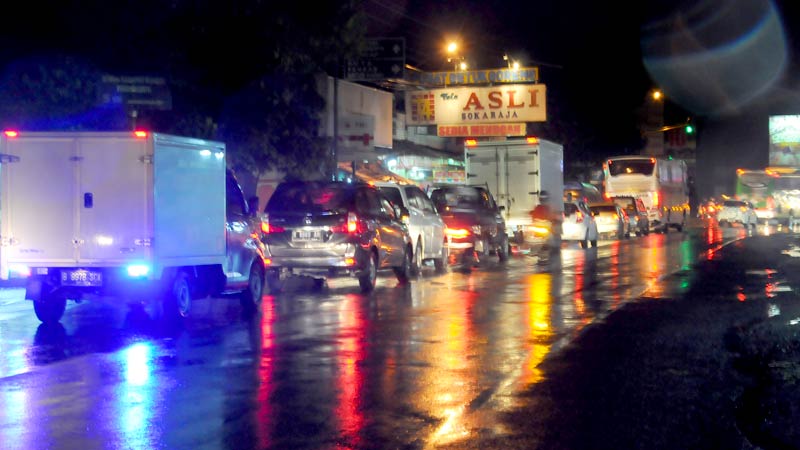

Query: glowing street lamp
447;42;458;55
652;89;663;101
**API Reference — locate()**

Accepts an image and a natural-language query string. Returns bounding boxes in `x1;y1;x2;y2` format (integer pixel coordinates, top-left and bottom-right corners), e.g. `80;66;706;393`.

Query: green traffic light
685;124;694;134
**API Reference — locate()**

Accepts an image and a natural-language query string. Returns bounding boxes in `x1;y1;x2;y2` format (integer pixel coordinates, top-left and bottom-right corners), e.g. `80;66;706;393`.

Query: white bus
603;156;690;232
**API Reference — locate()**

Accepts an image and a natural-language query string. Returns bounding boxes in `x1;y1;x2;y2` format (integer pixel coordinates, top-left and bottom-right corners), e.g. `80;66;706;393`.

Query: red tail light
445;227;471;239
4;130;18;138
261;222;285;234
652;192;660;208
332;212;367;234
134;130;148;138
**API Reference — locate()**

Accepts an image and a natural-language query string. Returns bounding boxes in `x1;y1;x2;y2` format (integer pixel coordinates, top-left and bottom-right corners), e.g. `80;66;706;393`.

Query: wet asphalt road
0;222;769;449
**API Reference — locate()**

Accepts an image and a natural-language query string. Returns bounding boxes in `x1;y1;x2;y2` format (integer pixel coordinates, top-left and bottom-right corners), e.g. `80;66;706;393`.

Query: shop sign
406;84;546;126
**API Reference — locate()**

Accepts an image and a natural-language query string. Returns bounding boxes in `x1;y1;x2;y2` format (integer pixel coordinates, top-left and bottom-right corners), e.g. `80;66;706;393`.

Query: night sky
364;0;800;159
1;0;799;191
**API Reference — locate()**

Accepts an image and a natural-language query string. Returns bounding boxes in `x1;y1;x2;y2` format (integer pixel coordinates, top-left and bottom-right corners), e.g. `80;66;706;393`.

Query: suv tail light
261;216;285;234
445;227;471;239
332;212;367;234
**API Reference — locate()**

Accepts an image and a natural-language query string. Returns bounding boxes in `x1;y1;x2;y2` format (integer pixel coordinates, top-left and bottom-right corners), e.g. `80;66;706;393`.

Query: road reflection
520;273;555;385
117;342;160;450
0;220;758;449
335;294;366;448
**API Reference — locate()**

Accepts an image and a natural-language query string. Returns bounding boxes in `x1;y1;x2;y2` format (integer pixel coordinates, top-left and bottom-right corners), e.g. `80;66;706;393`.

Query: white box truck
0;131;267;323
464;137;564;247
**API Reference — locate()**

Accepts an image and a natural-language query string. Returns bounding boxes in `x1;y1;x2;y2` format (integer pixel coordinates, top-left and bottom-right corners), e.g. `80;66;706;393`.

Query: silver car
561;200;599;248
261;181;414;293
717;199;758;229
375;182;448;273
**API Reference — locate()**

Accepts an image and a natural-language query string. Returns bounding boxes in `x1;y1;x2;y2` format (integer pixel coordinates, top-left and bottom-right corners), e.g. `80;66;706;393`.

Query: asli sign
438;123;526;137
406;84;546;126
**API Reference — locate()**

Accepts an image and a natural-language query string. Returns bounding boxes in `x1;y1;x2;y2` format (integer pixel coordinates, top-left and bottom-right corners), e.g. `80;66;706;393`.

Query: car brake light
261;222;285;234
445;227;470;239
134;130;148;138
4;130;18;138
465;139;478;147
331;212;367;234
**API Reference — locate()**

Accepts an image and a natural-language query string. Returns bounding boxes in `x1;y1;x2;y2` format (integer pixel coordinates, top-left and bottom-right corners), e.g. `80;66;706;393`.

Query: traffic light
685;124;695;135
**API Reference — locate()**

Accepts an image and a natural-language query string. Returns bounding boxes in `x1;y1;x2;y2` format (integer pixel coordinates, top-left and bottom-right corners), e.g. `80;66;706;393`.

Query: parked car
429;184;509;266
611;196;650;236
260;180;413;293
375;181;448;274
717;199;758;229
562;200;599;248
589;202;629;239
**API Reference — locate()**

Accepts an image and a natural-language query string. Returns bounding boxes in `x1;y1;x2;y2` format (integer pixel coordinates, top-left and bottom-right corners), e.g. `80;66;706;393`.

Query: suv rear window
431;187;488;209
723;200;747;208
266;183;352;213
590;205;617;213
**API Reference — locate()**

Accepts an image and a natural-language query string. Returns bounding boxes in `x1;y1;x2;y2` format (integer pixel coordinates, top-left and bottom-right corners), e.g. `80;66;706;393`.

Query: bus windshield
608;159;655;176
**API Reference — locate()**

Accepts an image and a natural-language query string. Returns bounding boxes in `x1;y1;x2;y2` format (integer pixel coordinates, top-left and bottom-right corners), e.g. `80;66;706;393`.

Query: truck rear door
76;137;149;263
2;136;78;267
505;143;538;226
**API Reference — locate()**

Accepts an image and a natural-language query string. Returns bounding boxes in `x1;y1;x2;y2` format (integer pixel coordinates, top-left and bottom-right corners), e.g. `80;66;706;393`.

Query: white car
375;182;448;273
562;201;599;248
717;200;758;229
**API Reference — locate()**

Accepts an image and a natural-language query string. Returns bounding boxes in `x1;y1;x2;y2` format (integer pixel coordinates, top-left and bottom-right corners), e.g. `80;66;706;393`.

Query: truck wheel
359;251;378;292
434;240;449;273
32;285;66;324
164;272;192;320
411;239;423;276
240;262;264;315
394;245;412;284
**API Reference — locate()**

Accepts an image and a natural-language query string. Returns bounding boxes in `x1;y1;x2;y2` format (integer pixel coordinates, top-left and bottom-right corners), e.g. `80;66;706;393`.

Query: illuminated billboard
769;115;800;166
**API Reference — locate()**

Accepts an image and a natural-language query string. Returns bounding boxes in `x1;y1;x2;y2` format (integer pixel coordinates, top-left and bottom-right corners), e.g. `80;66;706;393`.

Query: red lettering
528;89;539;107
463;92;484;111
507;91;524;108
488;91;503;109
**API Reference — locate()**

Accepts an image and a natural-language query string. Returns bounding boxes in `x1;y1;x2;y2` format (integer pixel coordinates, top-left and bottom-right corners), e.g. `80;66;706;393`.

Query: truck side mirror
247;196;260;216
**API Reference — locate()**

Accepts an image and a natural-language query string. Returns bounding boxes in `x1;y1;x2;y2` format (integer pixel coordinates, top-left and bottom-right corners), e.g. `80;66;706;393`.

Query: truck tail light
653;192;660;208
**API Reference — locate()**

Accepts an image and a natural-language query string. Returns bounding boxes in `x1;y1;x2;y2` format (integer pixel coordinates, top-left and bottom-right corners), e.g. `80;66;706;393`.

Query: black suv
429;184;509;266
261;180;413;292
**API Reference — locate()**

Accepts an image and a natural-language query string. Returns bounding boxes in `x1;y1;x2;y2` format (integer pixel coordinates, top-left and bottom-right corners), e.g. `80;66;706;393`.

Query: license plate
61;269;103;287
293;230;322;242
